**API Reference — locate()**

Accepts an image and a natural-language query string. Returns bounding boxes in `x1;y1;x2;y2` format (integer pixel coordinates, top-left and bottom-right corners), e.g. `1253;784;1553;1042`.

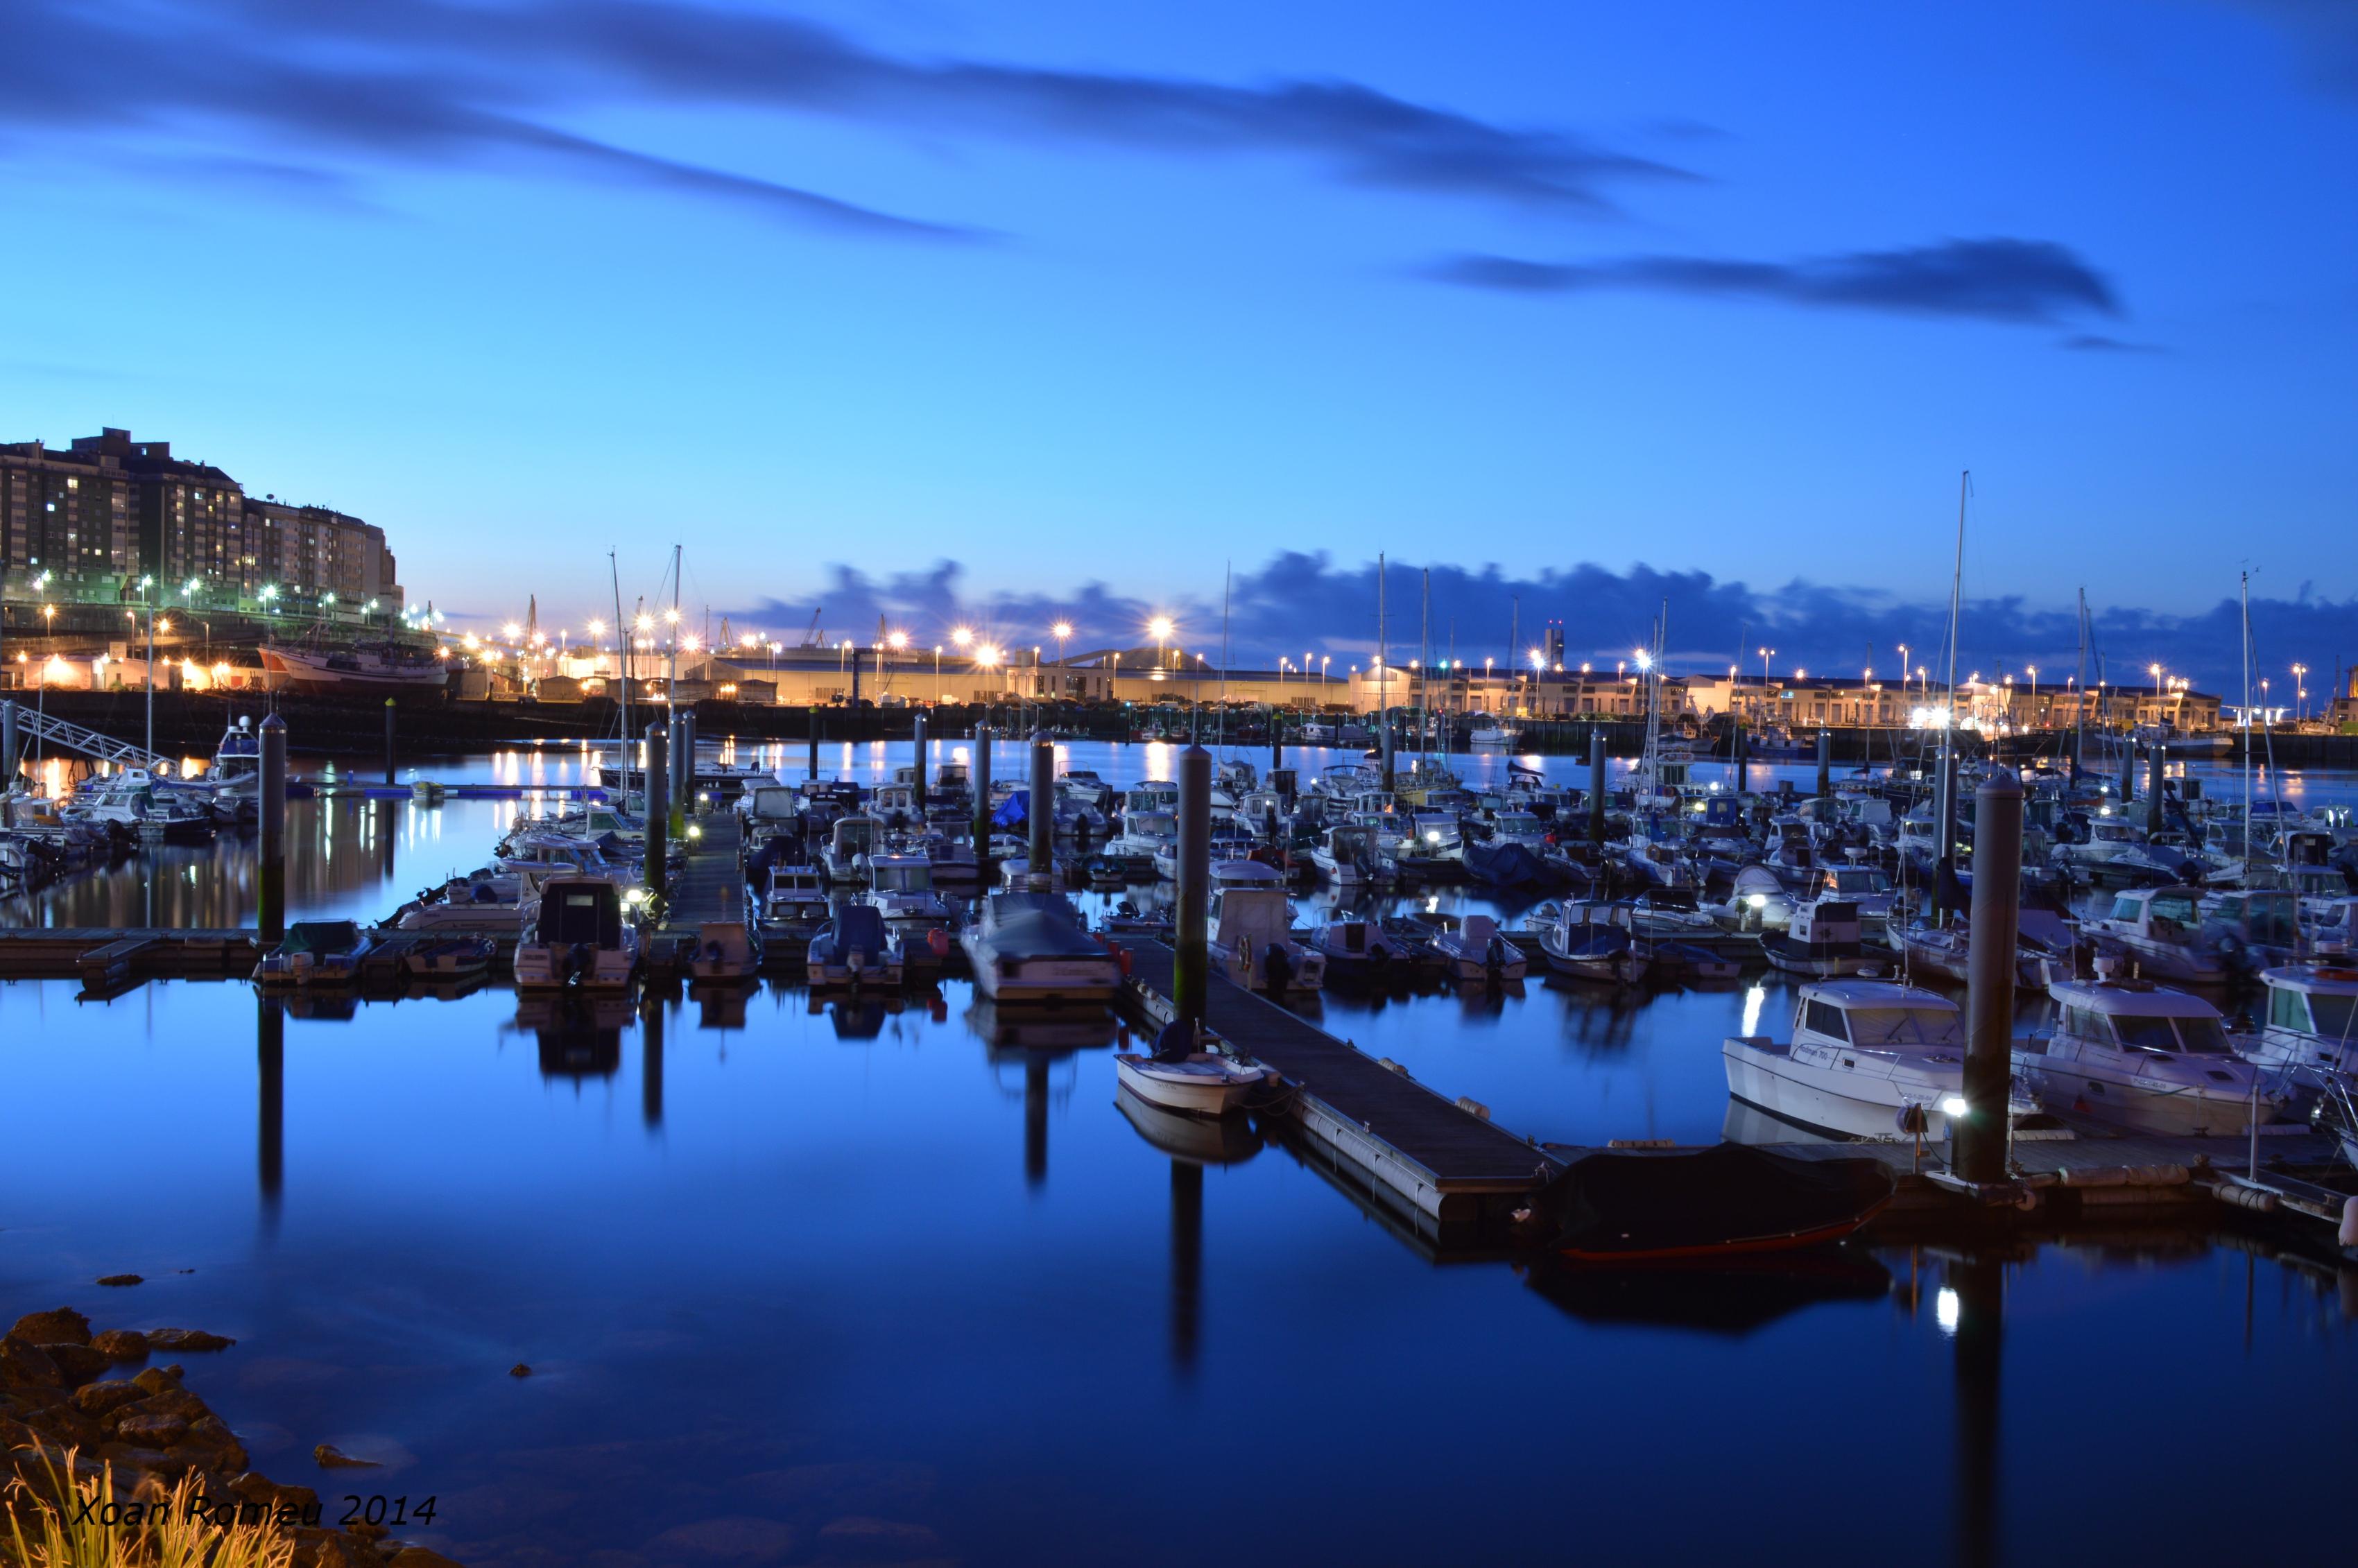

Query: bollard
383;698;397;785
645;723;670;913
1954;768;2023;1184
911;712;928;813
1816;729;1831;799
972;725;994;886
1587;730;1607;845
257;713;286;943
1173;743;1212;1038
2146;741;2165;837
1029;732;1055;889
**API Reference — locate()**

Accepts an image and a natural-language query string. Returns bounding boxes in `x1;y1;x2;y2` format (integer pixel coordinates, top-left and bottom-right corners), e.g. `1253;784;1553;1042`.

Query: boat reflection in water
513;992;632;1080
813;990;911;1042
1113;1084;1266;1377
1520;1250;1893;1337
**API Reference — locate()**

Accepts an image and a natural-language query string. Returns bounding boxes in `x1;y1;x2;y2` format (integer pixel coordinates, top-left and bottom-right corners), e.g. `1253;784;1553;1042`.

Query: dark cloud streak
1429;238;2122;325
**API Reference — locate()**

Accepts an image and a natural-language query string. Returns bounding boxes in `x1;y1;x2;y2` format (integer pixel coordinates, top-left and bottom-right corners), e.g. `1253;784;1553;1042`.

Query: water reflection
1520;1250;1894;1336
256;992;282;1231
1949;1253;2004;1568
513;992;630;1080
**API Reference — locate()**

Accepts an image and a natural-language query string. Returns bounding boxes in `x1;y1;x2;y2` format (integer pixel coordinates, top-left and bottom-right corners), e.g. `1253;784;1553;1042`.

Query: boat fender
2341;1196;2358;1248
1455;1096;1490;1121
1377;1057;1410;1077
927;927;949;958
1893;1103;1929;1136
2210;1182;2278;1214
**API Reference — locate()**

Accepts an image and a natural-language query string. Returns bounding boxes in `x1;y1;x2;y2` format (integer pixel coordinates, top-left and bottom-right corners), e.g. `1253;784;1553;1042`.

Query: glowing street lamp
1148;616;1174;668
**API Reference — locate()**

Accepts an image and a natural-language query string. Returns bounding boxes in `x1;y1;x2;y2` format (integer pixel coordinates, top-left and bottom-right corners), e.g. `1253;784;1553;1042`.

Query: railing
7;704;175;773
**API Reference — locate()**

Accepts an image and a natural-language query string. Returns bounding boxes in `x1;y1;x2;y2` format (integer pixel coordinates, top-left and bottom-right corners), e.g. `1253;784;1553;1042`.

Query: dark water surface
4;741;2353;1566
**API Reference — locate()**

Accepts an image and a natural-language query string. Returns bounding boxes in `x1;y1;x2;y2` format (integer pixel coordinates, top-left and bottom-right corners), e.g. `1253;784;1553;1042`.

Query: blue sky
5;0;2355;687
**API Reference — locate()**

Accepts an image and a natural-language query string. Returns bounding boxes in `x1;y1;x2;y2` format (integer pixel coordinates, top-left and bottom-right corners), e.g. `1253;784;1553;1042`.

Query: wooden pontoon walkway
645;810;748;978
1121;941;1559;1225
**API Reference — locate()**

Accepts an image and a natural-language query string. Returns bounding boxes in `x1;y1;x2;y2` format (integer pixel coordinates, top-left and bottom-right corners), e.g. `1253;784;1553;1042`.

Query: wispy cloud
5;0;1685;237
1427;238;2122;325
720;552;2345;691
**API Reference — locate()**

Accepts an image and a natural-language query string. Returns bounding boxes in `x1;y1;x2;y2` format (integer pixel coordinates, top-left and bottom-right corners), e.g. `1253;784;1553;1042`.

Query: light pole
1758;646;1775;691
1051;621;1072;698
2292;664;2308;723
137;575;155;760
1149;616;1173;670
2026;664;2038;725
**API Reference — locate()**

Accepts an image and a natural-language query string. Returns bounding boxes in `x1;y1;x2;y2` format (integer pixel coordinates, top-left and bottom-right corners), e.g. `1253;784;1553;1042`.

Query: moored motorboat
1514;1144;1897;1261
961;890;1121;1002
1723;981;1978;1141
513;877;641;991
255;920;378;989
2013;968;2284;1135
1113;1051;1278;1117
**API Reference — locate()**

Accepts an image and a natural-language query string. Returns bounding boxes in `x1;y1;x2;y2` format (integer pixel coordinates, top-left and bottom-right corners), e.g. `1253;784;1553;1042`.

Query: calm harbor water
5;740;2354;1566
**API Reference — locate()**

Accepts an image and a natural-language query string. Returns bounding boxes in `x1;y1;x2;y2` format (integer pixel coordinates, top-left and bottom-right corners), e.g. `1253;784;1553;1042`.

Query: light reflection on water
1;743;2352;1564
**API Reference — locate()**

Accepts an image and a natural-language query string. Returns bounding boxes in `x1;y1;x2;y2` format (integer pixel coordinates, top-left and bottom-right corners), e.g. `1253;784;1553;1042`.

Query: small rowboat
1113;1052;1277;1118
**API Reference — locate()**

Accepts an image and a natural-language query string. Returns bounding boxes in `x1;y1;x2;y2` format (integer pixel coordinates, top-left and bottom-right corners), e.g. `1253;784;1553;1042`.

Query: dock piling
383;698;397;785
807;713;821;781
1029;732;1053;890
972;725;993;885
645;723;670;909
1816;729;1831;798
1956;768;2022;1184
2119;738;2136;807
911;712;927;812
1172;743;1212;1040
257;713;286;944
2146;741;2165;836
2;699;17;784
1587;731;1606;845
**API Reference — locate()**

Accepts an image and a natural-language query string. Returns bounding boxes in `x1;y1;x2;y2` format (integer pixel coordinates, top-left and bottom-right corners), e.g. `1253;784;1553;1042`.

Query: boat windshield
1830;869;1888;895
2112;1014;2191;1052
1843;1007;1961;1047
2173;1016;2234;1053
2303;993;2358;1039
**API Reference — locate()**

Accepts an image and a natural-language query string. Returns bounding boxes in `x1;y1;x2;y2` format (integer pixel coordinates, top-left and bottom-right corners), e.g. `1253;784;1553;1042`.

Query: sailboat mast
610;551;629;799
2074;587;2088;777
668;542;682;709
1944;472;1968;766
2241;570;2253;875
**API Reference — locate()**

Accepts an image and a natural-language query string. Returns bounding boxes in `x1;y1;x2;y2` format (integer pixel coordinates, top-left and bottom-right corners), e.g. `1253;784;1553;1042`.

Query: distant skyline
5;1;2353;687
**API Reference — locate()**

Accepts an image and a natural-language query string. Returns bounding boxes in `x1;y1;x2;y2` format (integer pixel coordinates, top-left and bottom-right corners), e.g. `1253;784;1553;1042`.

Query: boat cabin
1791;981;1962;1053
535;879;625;947
2047;978;2237;1056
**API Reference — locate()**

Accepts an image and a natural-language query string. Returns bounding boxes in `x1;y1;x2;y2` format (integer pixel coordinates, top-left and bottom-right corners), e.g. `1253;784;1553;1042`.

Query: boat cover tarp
1463;839;1551;890
279;921;361;956
1526;1144;1895;1260
992;791;1031;829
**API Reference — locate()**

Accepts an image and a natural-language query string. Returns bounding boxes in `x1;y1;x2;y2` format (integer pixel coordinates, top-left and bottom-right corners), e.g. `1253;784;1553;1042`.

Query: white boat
2013;970;2285;1135
2237;963;2358;1087
260;640;449;693
1712;864;1798;934
820;814;882;886
1468;723;1519;749
865;852;955;947
1762;899;1882;979
1302;917;1411;977
1536;904;1649;985
513;877;641;990
2085;886;2233;986
1310;823;1390;886
870;782;923;831
1112;1051;1277;1117
1723;981;1978;1141
757;864;831;950
687;920;758;983
65;769;214;841
1425;914;1528;982
1207;864;1325;992
960;890;1124;1003
393;865;553;935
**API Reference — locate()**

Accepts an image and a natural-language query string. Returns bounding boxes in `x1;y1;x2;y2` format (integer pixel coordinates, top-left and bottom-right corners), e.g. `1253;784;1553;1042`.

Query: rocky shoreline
1;1306;460;1567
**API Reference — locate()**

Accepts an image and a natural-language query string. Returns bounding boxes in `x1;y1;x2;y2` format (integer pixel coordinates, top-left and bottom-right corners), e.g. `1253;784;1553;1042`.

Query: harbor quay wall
12;690;2358;769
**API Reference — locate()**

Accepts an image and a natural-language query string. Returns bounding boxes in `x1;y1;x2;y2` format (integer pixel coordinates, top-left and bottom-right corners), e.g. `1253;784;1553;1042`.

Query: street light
1758;646;1775;687
1148;616;1173;668
2292;664;2308;723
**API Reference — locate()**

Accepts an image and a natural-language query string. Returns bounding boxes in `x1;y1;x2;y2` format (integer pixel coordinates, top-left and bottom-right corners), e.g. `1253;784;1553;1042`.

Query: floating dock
1120;942;1560;1228
0;927;261;997
644;811;746;980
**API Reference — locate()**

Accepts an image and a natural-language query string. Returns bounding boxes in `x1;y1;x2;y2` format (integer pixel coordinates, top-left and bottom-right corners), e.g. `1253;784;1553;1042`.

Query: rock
9;1307;92;1346
92;1329;152;1361
71;1379;148;1418
309;1536;390;1568
816;1516;944;1556
117;1412;191;1447
183;1415;249;1472
40;1343;112;1383
132;1366;184;1395
146;1328;236;1352
509;1363;532;1377
128;1386;212;1423
640;1515;798;1562
386;1550;467;1568
313;1443;382;1470
0;1335;63;1388
96;1274;144;1288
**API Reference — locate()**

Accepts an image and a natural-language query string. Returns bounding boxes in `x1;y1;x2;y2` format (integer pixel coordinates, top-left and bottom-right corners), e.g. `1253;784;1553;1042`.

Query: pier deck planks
1122;942;1557;1218
655;809;747;939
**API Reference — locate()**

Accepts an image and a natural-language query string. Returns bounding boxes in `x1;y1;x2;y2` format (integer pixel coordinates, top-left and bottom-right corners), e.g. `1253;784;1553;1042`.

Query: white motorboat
865;852;955;945
1425;913;1528;982
821;813;883;886
1713;864;1798;934
1302;917;1411;978
756;864;831;951
1762;899;1882;979
1535;903;1649;985
513;877;641;990
1113;1051;1277;1117
2085;886;2233;986
393;865;553;936
2237;963;2358;1087
687;920;758;983
1207;864;1325;993
2013;969;2284;1135
1310;823;1390;887
1468;722;1519;749
65;769;214;841
961;890;1124;1003
1723;981;1978;1141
